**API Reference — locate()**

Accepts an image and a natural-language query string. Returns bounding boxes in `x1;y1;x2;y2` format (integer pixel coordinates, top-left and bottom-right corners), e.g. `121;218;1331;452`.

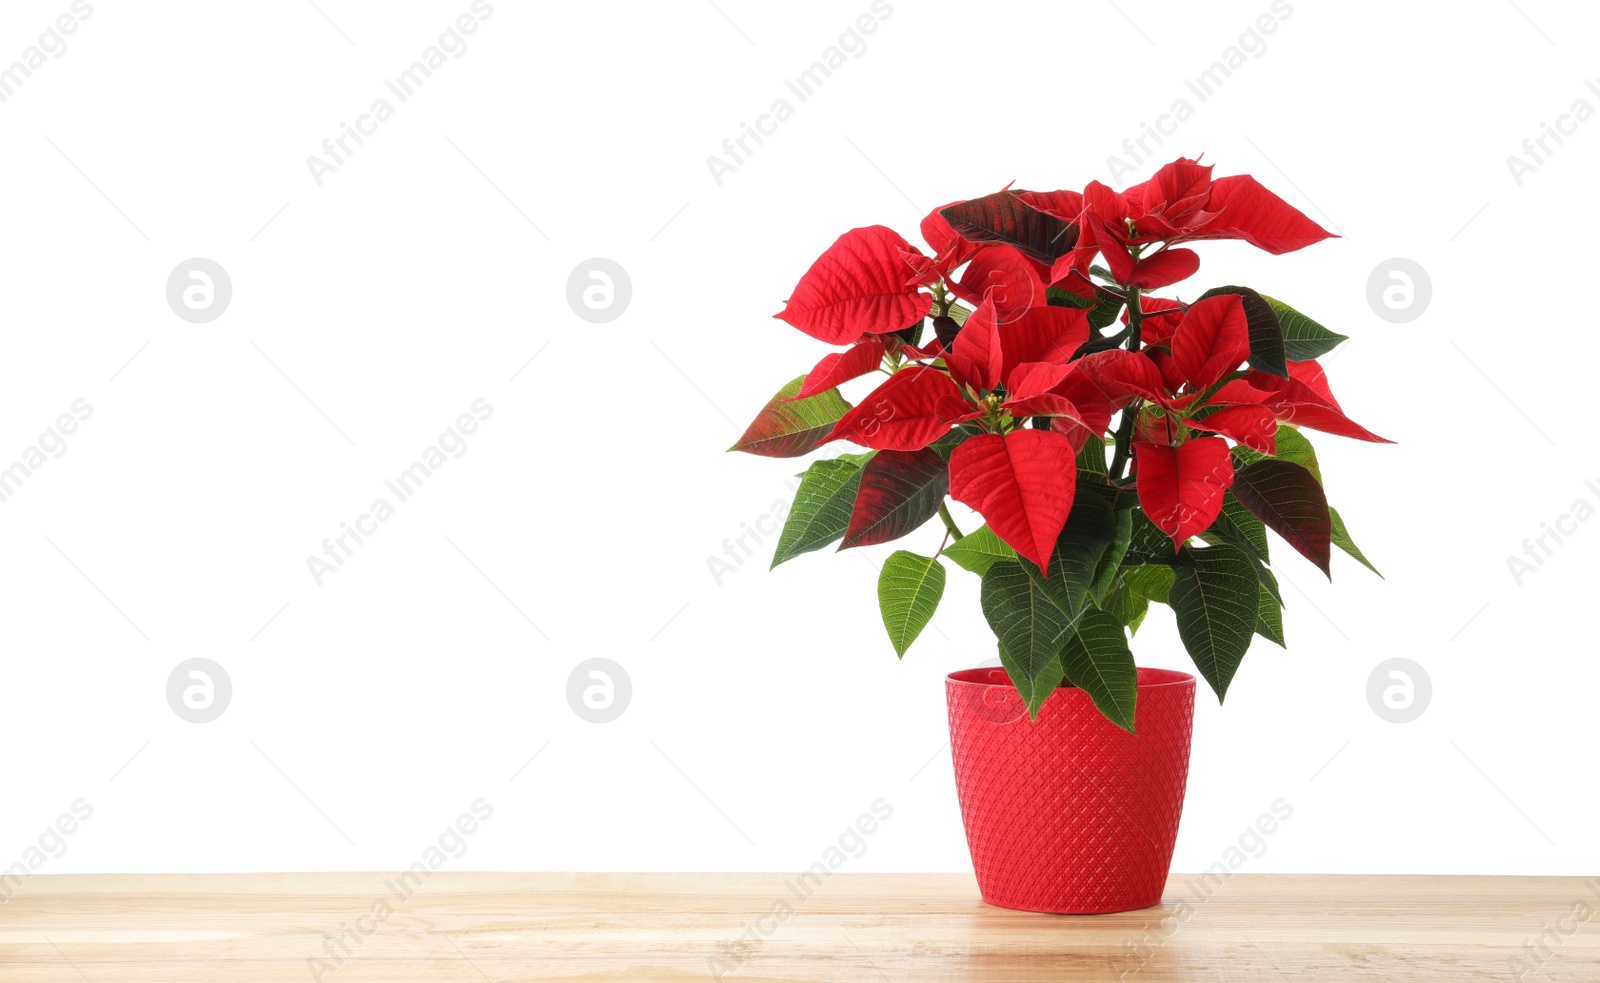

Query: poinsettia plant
731;157;1388;731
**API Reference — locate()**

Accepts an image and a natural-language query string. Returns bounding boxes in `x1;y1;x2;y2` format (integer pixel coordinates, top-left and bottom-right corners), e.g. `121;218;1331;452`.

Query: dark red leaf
841;448;950;550
1013;189;1085;222
939;191;1079;265
1231;458;1332;575
731;378;852;458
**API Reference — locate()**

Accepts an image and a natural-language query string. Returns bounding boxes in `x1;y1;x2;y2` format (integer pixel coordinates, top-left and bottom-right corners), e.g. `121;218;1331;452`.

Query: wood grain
2;872;1597;981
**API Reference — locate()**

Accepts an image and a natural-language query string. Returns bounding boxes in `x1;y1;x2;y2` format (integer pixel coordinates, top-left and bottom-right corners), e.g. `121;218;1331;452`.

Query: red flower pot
946;666;1196;914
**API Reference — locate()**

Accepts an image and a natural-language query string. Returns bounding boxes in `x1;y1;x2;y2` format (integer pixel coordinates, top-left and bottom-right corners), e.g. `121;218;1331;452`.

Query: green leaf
1195;285;1287;378
1077;434;1109;477
771;456;869;568
941;524;1017;576
929;425;978;459
1126;509;1186;566
1330;506;1382;577
1234;425;1322;482
997;641;1065;721
729;376;851;458
1058;609;1139;732
877;551;947;658
981;561;1076;687
1128;605;1150;635
1169;543;1260;702
1025;481;1118;619
1208;494;1269;563
1090;508;1134;604
1255;576;1285;647
1047;285;1125;330
1211;523;1282;607
1122;563;1174;604
1263;296;1348;362
890;318;924;349
1099;578;1151;636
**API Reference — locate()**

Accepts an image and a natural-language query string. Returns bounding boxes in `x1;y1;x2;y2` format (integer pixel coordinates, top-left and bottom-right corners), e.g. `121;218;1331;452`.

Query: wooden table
2;872;1596;981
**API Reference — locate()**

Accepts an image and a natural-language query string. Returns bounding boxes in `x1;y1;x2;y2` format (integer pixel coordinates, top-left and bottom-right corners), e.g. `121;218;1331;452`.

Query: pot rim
946;666;1195;690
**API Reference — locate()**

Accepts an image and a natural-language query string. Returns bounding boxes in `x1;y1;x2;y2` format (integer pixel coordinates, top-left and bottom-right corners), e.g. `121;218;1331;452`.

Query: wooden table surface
2;872;1596;981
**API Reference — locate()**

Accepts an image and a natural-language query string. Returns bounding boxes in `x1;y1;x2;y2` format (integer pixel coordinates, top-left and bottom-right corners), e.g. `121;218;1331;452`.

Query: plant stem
938;501;965;541
1108;283;1144;481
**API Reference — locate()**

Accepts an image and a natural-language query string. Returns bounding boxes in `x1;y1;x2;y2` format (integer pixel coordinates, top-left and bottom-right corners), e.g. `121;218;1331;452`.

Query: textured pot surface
946;666;1196;914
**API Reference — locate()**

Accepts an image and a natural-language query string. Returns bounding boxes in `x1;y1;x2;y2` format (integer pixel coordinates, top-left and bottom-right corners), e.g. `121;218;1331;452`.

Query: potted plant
731;157;1388;914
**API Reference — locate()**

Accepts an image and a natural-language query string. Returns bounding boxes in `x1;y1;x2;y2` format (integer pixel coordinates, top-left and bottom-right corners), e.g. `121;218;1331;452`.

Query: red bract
1170;295;1250;390
1087;157;1335;253
1212;361;1392;444
949;431;1079;573
828;364;970;451
921;200;983;274
795;335;893;399
1070;158;1336;291
738;155;1389;727
775;226;932;344
1134;437;1235;547
949;244;1044;321
824;296;1106;567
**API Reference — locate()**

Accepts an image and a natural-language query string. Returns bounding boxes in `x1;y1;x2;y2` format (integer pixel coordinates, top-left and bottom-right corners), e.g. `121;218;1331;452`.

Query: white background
0;0;1594;881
